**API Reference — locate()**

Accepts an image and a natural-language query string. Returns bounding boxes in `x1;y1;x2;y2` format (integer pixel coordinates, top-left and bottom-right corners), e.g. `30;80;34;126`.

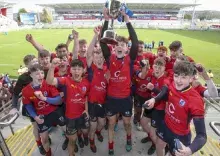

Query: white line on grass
0;29;65;49
0;64;16;66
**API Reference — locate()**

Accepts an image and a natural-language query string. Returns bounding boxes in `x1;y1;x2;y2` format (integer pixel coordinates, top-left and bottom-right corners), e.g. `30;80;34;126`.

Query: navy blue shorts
38;107;65;133
156;121;191;154
151;109;165;128
134;94;151;108
105;96;132;117
88;102;105;121
66;115;88;135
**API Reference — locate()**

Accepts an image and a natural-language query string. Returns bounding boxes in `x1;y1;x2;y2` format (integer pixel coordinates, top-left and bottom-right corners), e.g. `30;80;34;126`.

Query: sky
10;0;220;13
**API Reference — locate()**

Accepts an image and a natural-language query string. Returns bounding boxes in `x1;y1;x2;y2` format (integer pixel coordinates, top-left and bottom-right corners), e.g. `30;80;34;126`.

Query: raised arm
100;8;111;61
66;34;73;51
120;11;138;60
87;26;101;67
26;34;45;55
196;64;218;98
72;29;79;59
46;58;60;87
137;60;150;79
143;85;169;109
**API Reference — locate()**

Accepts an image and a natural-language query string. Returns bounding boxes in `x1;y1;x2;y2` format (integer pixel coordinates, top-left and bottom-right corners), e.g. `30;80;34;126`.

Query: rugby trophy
100;0;122;45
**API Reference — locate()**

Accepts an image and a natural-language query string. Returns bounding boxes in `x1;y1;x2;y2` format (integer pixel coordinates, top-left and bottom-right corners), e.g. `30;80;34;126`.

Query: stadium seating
42;20;191;29
0;14;19;32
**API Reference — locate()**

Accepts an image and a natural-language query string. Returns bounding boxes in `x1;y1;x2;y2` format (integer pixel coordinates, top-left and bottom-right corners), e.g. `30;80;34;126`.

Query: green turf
0;29;220;83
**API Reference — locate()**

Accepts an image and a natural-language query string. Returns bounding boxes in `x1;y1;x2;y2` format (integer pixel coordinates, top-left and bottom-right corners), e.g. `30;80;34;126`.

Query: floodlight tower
191;0;197;29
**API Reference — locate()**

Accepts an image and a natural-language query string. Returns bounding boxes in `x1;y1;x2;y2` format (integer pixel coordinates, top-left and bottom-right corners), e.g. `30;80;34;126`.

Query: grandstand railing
205;97;220;141
0;112;19;156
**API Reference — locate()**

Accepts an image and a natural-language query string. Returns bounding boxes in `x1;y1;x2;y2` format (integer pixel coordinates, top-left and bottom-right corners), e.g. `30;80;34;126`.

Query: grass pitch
0;29;220;83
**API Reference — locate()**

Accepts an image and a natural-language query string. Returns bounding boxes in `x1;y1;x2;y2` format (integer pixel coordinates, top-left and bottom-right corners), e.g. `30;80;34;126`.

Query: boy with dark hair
53;54;70;78
135;40;155;68
50;43;70;61
46;59;90;156
55;43;68;55
167;40;194;70
22;64;65;156
9;55;47;155
144;61;207;156
100;9;138;155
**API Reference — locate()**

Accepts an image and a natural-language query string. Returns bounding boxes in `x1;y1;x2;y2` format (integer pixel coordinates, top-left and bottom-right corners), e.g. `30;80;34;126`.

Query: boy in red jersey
72;30;88;70
147;58;170;155
144;61;207;156
53;54;70;78
157;46;168;60
135;40;155;67
22;64;65;156
86;26;108;153
134;60;152;131
10;55;49;155
173;57;218;98
38;50;51;76
48;55;72;151
46;59;90;156
134;60;155;150
100;9;138;155
167;41;194;70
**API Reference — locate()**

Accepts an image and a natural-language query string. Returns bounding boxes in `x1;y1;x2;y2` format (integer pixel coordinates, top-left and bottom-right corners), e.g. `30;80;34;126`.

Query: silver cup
100;0;121;45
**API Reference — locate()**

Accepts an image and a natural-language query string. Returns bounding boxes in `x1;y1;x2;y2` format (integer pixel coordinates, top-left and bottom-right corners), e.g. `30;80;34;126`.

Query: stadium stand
0;0;19;32
0;14;18;32
36;0;197;29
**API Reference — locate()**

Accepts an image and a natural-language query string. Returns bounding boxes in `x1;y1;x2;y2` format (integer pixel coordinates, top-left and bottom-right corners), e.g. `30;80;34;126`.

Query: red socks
127;135;131;141
95;130;101;135
46;148;51;156
108;142;114;150
36;139;42;146
90;138;95;145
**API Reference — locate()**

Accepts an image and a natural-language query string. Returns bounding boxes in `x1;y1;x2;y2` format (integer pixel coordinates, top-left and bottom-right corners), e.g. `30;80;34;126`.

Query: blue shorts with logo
156;120;191;154
105;96;132;117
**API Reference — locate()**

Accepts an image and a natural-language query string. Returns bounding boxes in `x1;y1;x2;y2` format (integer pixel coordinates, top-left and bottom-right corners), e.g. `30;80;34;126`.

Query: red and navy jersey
78;56;87;69
165;57;176;70
193;85;206;97
22;80;59;115
166;69;174;81
88;64;107;104
165;82;205;135
135;52;155;68
107;54;132;98
135;70;153;98
54;66;71;78
151;74;170;110
54;67;71;102
57;77;90;119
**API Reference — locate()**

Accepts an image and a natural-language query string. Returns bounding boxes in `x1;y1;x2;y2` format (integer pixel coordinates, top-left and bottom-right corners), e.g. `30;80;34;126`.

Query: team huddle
9;8;218;156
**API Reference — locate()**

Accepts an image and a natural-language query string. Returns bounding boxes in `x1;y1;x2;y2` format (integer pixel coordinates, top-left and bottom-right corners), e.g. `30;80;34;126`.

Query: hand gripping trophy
100;0;122;45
